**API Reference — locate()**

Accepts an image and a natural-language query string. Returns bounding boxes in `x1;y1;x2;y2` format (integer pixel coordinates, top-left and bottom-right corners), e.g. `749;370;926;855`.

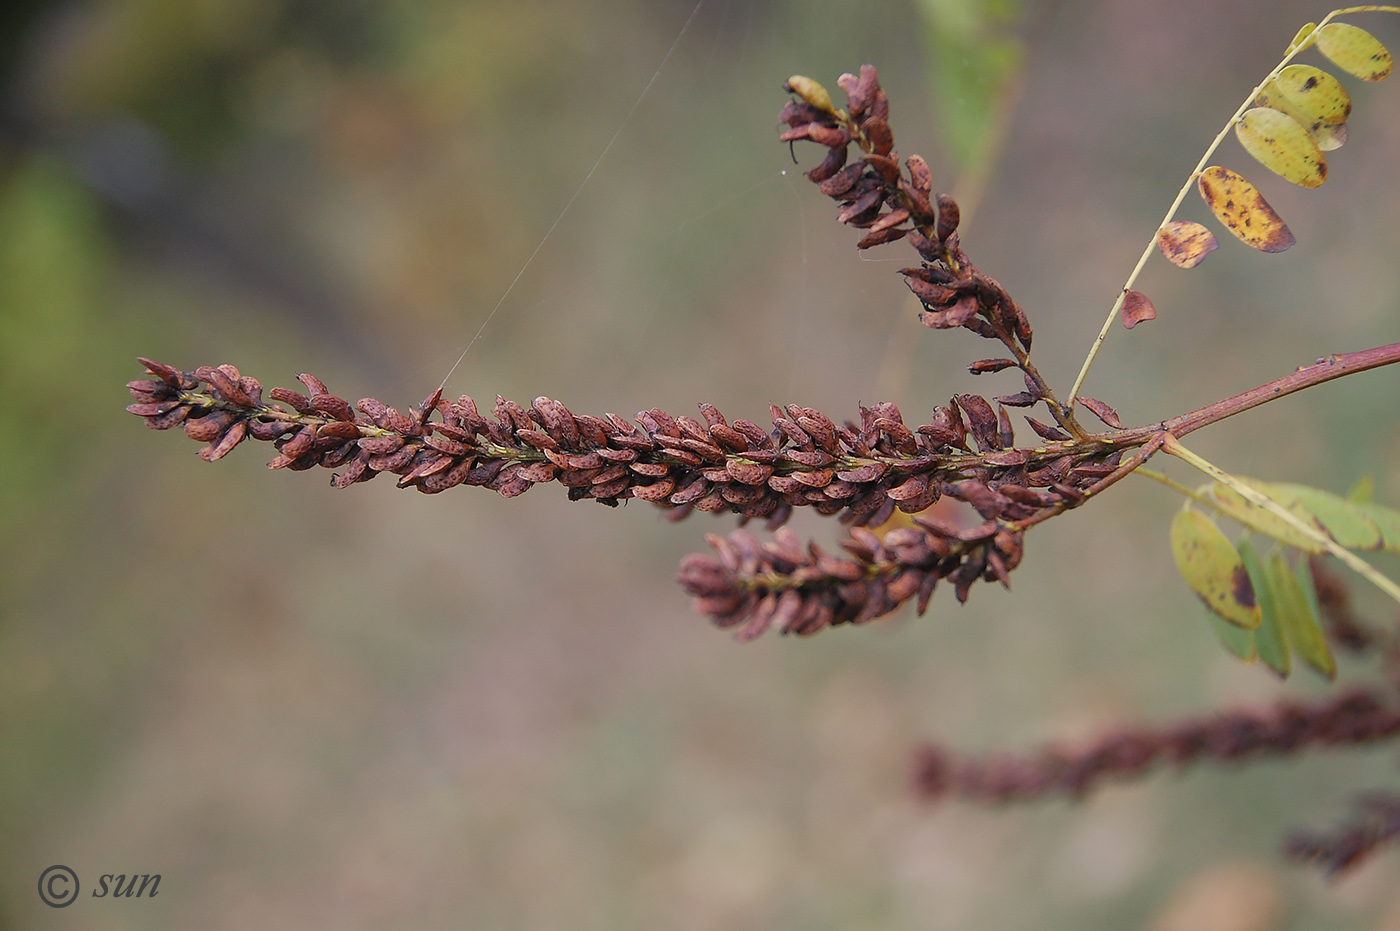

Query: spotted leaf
1197;166;1295;252
1316;22;1393;82
1234;107;1327;188
1171;507;1261;629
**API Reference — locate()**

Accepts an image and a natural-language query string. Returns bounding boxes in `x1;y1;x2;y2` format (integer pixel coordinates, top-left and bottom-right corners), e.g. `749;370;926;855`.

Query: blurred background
3;0;1400;928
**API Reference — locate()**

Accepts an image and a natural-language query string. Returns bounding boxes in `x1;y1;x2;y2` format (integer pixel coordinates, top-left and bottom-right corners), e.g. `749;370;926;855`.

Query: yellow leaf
1156;220;1219;269
1316;22;1394;82
1273;65;1352;124
1197;166;1295;253
1171;508;1261;629
1255;69;1350;151
1287;22;1318;54
1234;107;1328;188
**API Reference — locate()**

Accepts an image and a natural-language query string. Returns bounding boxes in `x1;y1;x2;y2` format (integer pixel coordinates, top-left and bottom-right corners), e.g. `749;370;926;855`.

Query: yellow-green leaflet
1267;483;1383;550
1273;65;1352;124
1171;508;1261;629
785;75;835;113
1234;107;1327;188
1254;80;1350;152
1315;22;1394;82
1197;482;1327;553
1287;22;1318;54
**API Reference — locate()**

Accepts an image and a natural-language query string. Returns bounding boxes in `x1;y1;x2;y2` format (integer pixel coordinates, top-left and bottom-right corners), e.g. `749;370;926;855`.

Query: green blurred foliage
916;0;1025;172
0;156;128;588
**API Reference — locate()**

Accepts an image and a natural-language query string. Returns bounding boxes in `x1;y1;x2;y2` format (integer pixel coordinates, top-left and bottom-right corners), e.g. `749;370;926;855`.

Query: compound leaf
1234;107;1328;188
1316;22;1394;82
1197;166;1295;252
1156;220;1219;269
1172;507;1261;629
1238;539;1290;676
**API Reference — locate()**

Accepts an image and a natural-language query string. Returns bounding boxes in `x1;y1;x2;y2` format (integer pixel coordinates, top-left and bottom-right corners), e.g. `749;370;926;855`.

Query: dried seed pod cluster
912;687;1400;804
780;65;959;254
127;360;1118;537
781;65;1079;438
677;519;1026;642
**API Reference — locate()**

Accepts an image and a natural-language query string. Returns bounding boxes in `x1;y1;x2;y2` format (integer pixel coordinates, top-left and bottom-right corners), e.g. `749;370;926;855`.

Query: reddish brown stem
1108;342;1400;446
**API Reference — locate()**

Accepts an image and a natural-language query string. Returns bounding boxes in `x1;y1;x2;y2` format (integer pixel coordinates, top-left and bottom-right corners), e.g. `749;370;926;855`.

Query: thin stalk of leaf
1065;7;1400;408
1133;466;1204;501
1161;435;1400;607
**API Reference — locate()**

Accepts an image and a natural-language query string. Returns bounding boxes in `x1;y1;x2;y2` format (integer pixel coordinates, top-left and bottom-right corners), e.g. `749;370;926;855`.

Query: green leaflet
1171;508;1261;629
1271;552;1336;679
1197;481;1326;553
1197;479;1400;553
1356;502;1400;551
1267;483;1383;550
1347;475;1375;503
1206;611;1257;662
1238;539;1290;677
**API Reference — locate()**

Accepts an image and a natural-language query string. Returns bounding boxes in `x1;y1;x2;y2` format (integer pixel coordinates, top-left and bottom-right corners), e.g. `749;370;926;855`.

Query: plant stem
1105;341;1400;446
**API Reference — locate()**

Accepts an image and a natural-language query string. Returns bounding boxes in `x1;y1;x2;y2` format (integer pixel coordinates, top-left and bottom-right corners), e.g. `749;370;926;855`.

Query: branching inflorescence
129;37;1400;875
